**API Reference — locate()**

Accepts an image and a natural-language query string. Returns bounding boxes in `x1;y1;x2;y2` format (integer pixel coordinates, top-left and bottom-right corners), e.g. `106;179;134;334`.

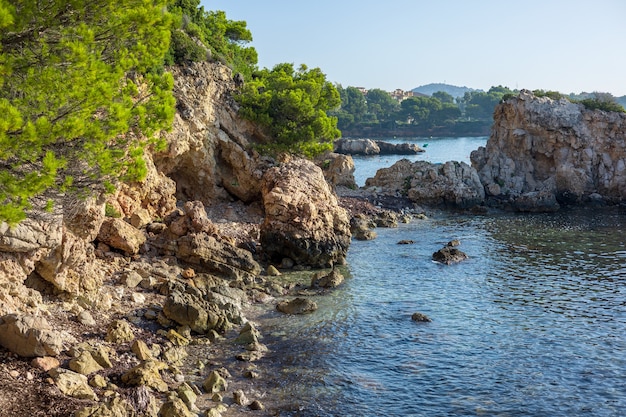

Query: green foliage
0;0;175;224
236;63;341;158
167;1;257;79
578;98;626;113
105;203;122;218
533;90;566;100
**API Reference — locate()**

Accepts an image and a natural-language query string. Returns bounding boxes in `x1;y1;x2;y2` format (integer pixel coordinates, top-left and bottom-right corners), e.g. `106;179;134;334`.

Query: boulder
69;351;104;375
121;360;169;392
74;397;137;417
162;289;240;334
432;246;468;265
203;370;227;394
159;397;192;417
0;314;64;357
276;298;318;315
411;312;432;322
311;268;344;288
48;368;98;400
97;218;146;255
334;138;380;155
176;232;261;280
105;319;135;344
261;159;351;267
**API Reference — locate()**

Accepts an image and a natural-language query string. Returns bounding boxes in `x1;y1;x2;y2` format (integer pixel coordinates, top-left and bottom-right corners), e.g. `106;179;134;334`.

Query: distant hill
412;83;480;98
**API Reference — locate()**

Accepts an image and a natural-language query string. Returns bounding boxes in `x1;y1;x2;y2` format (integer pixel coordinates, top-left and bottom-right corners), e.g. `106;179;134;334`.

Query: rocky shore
0;62;420;417
2;62;626;416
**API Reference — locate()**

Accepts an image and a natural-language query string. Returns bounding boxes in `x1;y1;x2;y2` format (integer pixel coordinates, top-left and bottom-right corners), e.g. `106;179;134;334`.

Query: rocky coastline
0;62;420;417
2;62;626;417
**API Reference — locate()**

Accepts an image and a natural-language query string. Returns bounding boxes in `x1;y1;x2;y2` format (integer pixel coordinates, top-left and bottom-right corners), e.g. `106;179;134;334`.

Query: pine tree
0;0;175;224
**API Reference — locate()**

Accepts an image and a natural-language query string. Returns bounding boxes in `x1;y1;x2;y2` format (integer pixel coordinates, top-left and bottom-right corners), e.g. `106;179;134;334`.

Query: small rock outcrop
365;159;484;208
432;246;468;265
335;138;424;155
472;90;626;211
260;159;351;268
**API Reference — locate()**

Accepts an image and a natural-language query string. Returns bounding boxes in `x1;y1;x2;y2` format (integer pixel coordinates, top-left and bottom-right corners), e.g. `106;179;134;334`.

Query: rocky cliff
472;90;626;211
0;61;356;415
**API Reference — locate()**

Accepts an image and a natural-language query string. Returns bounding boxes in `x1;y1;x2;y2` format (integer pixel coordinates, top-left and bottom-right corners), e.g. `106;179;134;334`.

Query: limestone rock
74;397;136;417
249;400;265;411
261;159;351;268
105;319;135;343
472;90;626;211
276;298;318;315
176;232;261;279
0;314;64;357
365;159;484;209
121;360;169;392
163;290;225;334
98;218;146;255
159;397;192;417
203;370;227;393
49;368;98;400
233;389;248;406
31;356;60;372
311;268;344;288
334;138;380;155
234;322;260;345
317;152;357;189
154;62;268;206
131;339;153;361
69;350;104;375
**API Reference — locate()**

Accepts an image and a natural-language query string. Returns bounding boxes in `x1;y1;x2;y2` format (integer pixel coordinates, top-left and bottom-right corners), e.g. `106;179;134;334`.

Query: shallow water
261;208;626;416
249;137;626;416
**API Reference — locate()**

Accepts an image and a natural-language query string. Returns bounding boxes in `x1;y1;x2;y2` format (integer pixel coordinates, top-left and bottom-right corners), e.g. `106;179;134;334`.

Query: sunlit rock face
472;90;626;211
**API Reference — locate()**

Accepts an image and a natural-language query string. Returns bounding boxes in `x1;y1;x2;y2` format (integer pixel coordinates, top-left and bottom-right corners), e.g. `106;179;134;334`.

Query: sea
254;137;626;417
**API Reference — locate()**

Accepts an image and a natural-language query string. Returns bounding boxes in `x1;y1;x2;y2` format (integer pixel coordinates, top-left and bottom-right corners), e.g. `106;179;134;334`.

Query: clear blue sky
201;0;626;96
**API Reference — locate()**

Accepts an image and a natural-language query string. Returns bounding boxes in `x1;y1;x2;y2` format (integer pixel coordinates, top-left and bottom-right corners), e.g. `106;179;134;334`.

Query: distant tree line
332;86;625;137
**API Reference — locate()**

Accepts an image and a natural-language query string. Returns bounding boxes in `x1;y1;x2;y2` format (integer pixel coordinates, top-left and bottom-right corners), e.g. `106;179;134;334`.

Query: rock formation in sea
364;159;485;209
334;138;424;155
472;89;626;211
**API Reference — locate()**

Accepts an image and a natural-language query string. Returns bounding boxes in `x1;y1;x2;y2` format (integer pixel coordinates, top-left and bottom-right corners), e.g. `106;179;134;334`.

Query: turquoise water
262;210;626;416
351;136;487;186
256;138;626;416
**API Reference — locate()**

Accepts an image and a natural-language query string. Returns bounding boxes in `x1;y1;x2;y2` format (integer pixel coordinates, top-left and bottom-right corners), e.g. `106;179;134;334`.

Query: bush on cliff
166;0;258;80
0;0;175;224
236;63;342;158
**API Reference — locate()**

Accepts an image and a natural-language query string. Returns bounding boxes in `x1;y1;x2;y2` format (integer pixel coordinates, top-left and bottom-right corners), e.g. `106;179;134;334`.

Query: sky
201;0;626;96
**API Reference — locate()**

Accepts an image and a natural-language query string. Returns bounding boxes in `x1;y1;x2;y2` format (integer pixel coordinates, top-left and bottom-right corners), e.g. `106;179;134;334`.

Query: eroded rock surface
472;90;626;211
365;159;484;208
260;159;351;268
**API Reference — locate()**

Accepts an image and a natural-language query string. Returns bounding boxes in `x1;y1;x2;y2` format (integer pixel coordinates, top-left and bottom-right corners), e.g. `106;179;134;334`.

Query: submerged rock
411;312;432;322
276;298;318;315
